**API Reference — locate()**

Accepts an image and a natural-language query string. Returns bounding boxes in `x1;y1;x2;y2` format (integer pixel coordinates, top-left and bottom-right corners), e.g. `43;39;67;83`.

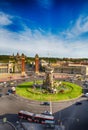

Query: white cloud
64;15;88;39
0;12;88;58
0;12;12;26
0;25;88;58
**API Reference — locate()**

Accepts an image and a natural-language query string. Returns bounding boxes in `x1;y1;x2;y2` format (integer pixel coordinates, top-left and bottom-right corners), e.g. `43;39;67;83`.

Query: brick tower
35;54;39;73
21;53;26;76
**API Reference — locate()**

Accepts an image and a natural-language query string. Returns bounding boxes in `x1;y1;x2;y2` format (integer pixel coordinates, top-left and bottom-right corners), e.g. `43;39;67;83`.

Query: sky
0;0;88;58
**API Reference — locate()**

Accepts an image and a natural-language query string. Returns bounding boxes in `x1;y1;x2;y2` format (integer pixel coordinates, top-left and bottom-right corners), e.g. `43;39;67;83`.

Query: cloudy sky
0;0;88;58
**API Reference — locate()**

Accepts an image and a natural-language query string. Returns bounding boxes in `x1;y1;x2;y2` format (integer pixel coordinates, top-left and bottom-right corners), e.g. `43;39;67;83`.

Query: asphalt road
57;99;88;130
0;93;88;130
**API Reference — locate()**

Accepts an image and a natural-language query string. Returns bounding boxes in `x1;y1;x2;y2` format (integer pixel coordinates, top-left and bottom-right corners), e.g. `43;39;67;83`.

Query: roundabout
16;80;82;101
16;66;82;101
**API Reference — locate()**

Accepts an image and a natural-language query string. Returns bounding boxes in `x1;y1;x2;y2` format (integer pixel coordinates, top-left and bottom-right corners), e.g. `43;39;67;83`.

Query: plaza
0;54;88;130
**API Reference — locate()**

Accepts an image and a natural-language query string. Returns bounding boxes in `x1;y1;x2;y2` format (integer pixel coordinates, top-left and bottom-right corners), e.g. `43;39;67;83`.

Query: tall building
21;53;26;76
35;54;39;73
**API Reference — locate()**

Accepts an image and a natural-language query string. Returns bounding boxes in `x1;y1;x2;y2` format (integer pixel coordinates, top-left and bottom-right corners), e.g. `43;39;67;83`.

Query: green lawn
16;81;82;101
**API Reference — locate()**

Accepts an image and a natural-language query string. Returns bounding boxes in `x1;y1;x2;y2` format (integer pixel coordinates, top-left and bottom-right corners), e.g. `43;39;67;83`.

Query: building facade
0;53;26;74
54;65;88;75
0;63;8;73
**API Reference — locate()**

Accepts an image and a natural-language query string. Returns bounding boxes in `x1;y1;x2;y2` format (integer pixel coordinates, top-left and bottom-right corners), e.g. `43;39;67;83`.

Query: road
0;93;88;130
55;99;88;130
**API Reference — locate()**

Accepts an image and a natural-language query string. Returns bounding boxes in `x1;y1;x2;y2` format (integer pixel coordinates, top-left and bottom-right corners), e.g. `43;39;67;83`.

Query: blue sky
0;0;88;58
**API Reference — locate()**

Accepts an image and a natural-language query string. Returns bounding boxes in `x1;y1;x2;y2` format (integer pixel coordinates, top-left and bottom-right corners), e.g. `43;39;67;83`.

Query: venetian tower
35;54;39;74
21;53;26;76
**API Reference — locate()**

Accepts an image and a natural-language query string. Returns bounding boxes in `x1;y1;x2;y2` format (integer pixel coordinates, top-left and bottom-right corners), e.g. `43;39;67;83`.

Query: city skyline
0;0;88;58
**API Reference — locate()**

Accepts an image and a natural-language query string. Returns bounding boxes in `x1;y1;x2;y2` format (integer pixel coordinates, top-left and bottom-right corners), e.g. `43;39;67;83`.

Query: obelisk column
35;54;39;74
21;53;25;76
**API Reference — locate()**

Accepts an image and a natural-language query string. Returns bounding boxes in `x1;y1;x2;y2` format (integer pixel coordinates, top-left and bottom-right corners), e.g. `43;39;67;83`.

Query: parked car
0;93;3;97
84;93;88;97
6;89;12;95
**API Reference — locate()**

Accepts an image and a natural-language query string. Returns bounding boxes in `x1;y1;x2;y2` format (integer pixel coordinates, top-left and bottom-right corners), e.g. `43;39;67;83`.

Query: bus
18;110;55;128
34;113;55;128
18;110;34;122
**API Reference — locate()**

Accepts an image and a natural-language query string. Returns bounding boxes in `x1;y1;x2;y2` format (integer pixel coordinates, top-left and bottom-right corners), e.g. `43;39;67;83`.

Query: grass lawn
16;81;82;101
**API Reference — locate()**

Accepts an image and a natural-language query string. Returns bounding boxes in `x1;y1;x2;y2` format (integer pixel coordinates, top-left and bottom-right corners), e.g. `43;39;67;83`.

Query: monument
44;66;54;89
43;66;58;93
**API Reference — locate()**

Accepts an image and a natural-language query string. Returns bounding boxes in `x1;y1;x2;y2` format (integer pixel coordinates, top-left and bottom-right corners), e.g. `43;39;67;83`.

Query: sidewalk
0;73;28;82
0;122;16;130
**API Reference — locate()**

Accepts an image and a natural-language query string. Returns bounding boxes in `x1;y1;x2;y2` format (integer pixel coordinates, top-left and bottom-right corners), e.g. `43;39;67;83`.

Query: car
41;111;52;116
40;102;50;106
6;91;11;95
0;93;3;97
0;88;2;91
84;93;88;97
8;89;12;93
75;102;82;105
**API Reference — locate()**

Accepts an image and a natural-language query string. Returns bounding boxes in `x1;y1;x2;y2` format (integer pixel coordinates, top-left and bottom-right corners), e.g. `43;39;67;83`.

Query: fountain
43;66;58;93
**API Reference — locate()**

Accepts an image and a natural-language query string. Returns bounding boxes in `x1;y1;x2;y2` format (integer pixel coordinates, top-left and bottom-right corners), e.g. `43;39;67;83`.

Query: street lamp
3;117;7;123
49;96;53;115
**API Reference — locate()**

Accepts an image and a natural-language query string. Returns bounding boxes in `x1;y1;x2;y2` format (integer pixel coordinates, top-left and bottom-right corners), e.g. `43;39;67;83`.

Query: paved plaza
0;73;28;82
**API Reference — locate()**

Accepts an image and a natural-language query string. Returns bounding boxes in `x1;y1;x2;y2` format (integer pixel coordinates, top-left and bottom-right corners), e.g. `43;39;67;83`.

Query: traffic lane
0;95;31;114
52;96;86;113
54;99;88;130
0;95;52;114
0;93;85;115
0;95;88;130
71;100;88;130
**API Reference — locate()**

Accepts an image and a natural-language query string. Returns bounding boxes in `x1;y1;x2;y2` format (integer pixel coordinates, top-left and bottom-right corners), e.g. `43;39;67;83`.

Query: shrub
59;89;64;93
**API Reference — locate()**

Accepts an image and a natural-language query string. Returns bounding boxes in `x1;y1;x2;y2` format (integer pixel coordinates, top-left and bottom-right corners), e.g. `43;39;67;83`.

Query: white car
84;93;88;97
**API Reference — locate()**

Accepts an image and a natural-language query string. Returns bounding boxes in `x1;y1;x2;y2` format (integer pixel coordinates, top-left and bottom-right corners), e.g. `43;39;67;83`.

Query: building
0;53;26;75
0;63;9;73
53;63;88;75
40;59;48;67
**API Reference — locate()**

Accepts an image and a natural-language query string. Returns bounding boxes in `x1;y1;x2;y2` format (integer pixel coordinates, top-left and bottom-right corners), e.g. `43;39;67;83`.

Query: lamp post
49;95;53;115
50;100;52;115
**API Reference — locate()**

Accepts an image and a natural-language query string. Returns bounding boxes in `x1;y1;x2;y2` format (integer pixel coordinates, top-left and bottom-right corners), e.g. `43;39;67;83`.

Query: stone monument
44;66;54;90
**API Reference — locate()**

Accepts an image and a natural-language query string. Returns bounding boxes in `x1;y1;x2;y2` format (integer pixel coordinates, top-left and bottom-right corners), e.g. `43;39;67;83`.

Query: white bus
18;110;55;128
